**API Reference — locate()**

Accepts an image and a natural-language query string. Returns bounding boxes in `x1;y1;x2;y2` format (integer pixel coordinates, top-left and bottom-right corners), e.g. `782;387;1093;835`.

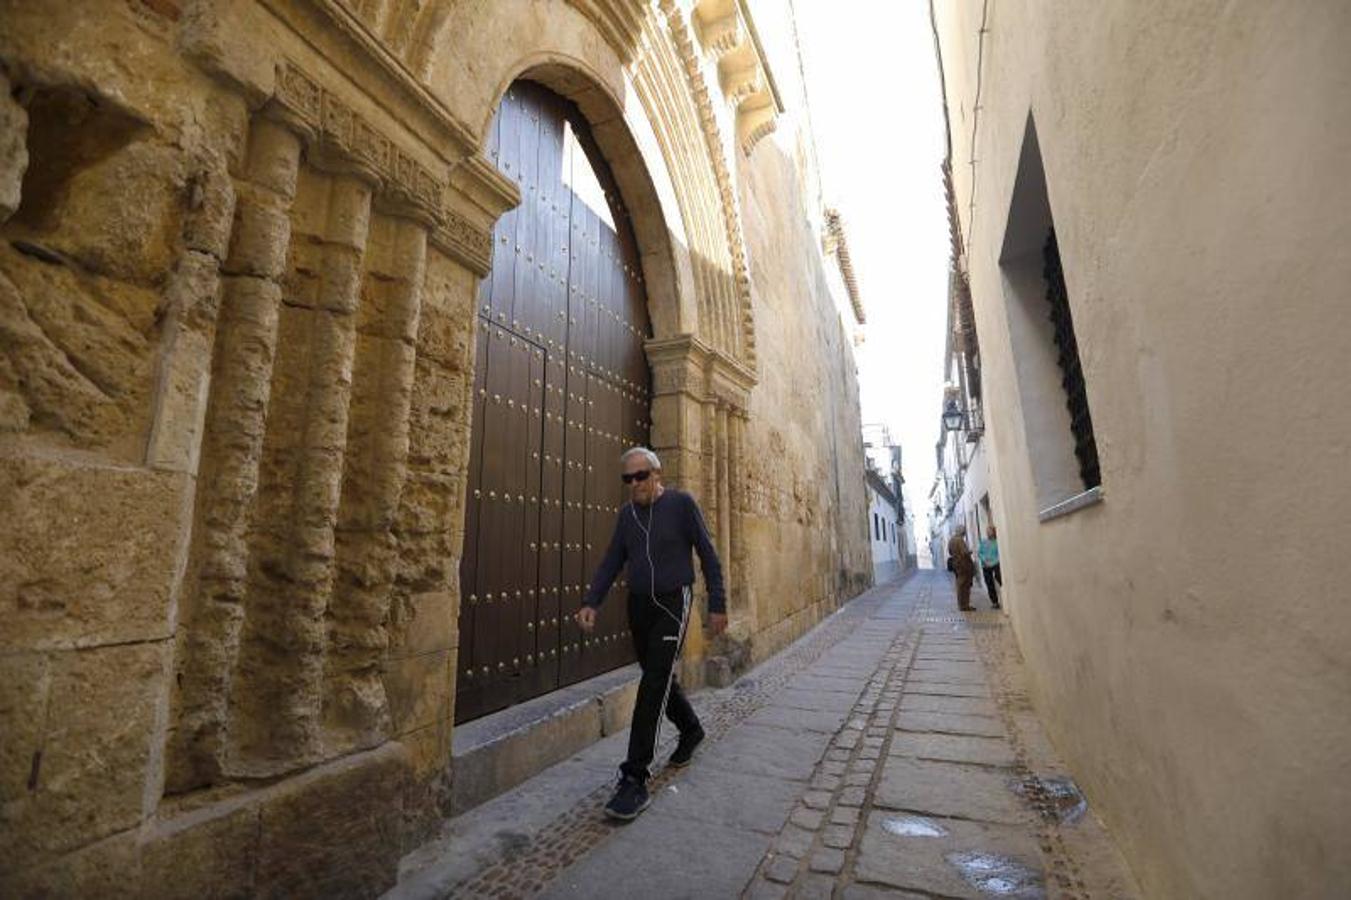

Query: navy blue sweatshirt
582;488;726;613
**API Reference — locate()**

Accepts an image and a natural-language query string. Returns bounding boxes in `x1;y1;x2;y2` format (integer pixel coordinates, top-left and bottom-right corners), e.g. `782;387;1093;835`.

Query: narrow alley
4;3;1347;897
389;572;1138;899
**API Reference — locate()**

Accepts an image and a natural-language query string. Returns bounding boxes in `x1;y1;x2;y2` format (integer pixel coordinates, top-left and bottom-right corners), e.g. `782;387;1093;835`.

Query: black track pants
982;564;1002;605
621;588;700;782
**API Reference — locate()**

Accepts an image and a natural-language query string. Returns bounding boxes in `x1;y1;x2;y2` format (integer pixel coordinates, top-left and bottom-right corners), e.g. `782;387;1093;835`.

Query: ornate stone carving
823;208;865;325
270;60;515;272
430;209;494;277
660;0;760;373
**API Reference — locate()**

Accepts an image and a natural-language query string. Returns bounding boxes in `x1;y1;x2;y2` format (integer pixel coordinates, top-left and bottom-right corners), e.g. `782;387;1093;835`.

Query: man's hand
576;605;597;633
707;612;728;636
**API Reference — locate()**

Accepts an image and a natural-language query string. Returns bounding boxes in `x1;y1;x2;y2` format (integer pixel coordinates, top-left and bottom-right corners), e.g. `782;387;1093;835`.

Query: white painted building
865;468;905;583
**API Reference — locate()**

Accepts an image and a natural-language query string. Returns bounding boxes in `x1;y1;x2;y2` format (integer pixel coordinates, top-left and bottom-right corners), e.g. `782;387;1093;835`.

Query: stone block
255;745;409;900
224;189;292;278
1;642;169;864
386;650;452;735
0;653;49;861
451;694;602;814
183;162;237;260
140;799;260;899
598;676;639;736
391;530;455;594
809;847;844;874
0;71;27;223
42;140;186;284
400;717;453;784
773;823;815;858
396;470;462;537
146;307;216;473
350;334;417;435
356;272;418;343
0;243;160;453
392;590;458;658
415;303;472;370
4;827;141;899
0;457;188;651
420;248;476;319
406;357;470;470
178;0;277;106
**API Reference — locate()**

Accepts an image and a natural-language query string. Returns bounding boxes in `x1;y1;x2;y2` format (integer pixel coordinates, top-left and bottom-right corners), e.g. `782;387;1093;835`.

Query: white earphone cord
632;502;684;628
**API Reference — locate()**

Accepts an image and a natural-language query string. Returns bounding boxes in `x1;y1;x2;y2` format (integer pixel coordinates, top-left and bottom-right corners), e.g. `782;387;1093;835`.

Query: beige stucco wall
935;2;1351;897
0;1;869;893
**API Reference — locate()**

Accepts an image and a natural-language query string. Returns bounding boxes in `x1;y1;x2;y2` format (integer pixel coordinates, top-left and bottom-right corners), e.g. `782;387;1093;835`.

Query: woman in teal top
979;526;1002;609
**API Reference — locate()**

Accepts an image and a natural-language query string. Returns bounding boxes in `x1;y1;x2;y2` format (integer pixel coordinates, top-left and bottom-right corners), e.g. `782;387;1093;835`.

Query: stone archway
452;44;765;712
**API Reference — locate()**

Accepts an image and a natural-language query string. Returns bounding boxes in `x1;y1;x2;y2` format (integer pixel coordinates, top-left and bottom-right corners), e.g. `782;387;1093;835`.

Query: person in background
946;526;977;612
979;525;1002;609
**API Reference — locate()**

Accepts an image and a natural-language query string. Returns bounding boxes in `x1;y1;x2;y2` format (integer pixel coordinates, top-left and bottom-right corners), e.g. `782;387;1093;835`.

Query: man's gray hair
620;446;662;470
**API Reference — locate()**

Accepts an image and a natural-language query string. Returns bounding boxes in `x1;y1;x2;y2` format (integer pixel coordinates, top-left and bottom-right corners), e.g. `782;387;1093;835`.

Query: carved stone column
715;400;732;593
227;169;375;777
646;334;754;685
324;216;427;754
168;114;304;792
728;407;750;628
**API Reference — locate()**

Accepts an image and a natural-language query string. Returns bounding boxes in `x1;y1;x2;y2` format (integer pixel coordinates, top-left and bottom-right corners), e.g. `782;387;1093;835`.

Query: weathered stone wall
934;2;1351;897
1;0;869;894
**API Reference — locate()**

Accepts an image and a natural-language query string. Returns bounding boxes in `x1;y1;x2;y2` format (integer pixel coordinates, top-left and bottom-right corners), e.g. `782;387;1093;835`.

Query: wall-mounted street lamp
941;398;966;432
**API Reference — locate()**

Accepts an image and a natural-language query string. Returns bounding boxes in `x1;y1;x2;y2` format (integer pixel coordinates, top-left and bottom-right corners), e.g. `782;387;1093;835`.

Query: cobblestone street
389;572;1139;899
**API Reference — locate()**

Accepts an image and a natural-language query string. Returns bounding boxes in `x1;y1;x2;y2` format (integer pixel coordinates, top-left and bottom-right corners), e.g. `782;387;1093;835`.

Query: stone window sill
1038;485;1104;523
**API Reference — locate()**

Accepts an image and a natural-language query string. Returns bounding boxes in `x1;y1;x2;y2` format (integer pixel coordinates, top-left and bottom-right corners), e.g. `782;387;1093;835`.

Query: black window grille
1042;228;1102;489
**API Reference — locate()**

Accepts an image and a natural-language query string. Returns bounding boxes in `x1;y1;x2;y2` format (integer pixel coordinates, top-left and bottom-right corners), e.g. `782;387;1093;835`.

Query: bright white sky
791;0;951;545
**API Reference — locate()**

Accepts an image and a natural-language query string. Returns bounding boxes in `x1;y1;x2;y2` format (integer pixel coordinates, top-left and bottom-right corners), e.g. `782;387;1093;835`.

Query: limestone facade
0;0;870;894
933;2;1351;897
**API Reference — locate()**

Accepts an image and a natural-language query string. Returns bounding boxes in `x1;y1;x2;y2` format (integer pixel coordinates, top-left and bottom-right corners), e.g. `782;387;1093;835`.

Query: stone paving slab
770;687;861;713
784;673;868;695
854;810;1045;898
898;692;998;717
539;814;768;899
873;755;1030;825
903;679;992;698
895;709;1008;738
700;722;833;782
648;765;802;836
744;703;852;735
889;731;1019;768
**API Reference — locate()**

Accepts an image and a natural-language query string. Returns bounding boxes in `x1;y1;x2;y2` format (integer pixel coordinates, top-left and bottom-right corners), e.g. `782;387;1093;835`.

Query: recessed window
999;114;1103;519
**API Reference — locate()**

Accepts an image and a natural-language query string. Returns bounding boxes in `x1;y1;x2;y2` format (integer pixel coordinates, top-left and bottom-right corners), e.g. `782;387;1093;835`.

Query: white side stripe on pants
648;586;692;776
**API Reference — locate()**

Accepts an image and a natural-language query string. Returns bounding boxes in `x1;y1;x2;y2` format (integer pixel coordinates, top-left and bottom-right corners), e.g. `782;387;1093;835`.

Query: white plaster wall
935;2;1351;896
867;483;901;582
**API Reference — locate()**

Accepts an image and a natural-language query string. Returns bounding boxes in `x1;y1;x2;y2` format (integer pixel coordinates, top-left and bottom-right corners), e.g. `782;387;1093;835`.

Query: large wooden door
456;82;652;723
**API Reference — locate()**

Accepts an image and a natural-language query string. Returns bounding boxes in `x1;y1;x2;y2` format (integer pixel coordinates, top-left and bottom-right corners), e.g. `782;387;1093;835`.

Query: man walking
577;447;727;821
979;525;1002;609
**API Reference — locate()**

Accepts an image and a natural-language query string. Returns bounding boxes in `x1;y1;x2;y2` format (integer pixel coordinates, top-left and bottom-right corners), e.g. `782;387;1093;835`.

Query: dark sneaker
604;774;650;821
668;727;705;768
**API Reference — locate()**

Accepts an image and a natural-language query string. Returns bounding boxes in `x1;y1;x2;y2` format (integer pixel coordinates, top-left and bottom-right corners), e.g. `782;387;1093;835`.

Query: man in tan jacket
946;527;977;611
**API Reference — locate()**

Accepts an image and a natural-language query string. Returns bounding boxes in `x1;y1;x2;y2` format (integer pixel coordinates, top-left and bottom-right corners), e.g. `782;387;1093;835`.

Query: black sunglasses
621;470;653;484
